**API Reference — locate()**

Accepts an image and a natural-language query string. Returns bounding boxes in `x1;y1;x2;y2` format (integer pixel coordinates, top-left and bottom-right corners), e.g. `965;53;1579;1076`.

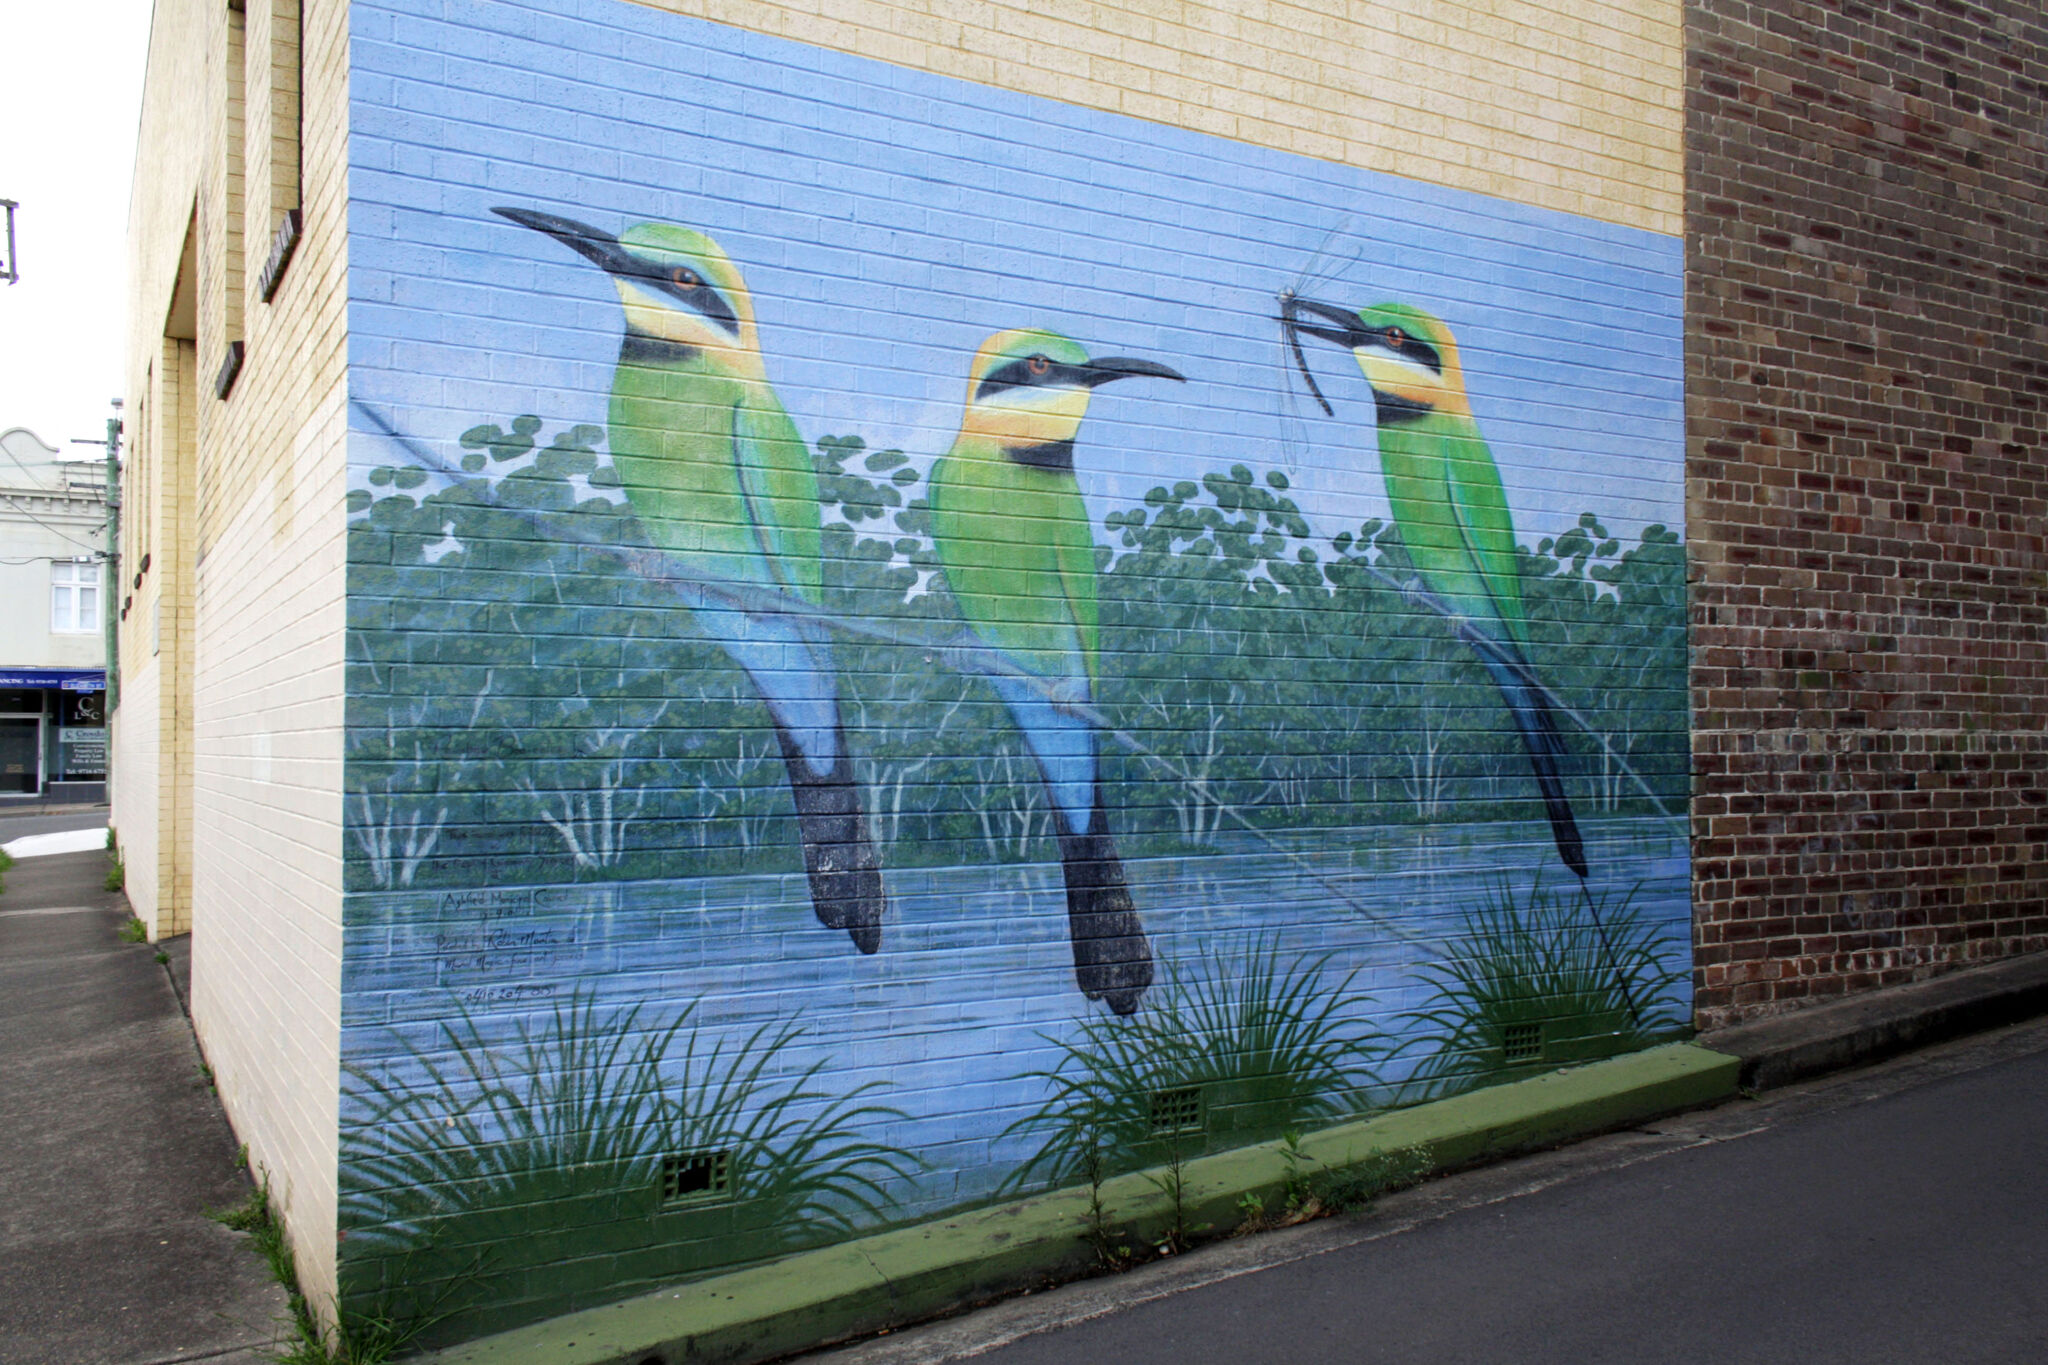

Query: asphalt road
0;803;110;841
812;1020;2048;1365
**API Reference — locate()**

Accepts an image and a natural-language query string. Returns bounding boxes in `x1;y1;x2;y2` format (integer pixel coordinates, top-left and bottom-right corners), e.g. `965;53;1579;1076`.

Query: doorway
0;714;45;793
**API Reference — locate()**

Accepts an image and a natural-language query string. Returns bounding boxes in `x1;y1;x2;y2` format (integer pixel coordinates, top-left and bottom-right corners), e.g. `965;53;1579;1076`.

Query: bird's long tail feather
767;717;886;955
1050;790;1153;1016
1482;655;1645;1023
1481;654;1588;879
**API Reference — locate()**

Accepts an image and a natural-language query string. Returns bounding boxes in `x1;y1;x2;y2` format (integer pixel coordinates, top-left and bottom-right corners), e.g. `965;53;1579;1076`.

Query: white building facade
0;426;109;803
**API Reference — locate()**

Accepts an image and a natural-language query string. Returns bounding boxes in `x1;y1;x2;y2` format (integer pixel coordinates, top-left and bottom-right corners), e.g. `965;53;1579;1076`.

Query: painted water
341;813;1688;1213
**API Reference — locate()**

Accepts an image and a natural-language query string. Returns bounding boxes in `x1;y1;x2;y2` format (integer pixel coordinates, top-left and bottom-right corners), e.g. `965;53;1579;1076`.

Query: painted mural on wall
342;0;1689;1340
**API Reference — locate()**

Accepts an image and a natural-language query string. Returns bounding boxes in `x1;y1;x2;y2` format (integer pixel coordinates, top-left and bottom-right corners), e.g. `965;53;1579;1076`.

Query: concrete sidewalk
1699;952;2048;1090
0;848;286;1364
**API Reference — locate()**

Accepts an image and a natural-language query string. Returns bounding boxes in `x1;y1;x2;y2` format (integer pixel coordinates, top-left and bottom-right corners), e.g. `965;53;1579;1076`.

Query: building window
255;0;303;303
268;0;301;219
223;0;247;383
52;561;101;634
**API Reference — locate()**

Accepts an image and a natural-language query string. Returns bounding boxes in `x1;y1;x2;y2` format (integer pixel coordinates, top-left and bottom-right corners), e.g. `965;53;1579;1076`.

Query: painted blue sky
347;0;1685;551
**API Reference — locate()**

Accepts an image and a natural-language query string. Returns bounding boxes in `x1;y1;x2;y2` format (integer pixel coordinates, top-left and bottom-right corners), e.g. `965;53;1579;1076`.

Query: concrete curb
1699;951;2048;1092
417;1042;1738;1365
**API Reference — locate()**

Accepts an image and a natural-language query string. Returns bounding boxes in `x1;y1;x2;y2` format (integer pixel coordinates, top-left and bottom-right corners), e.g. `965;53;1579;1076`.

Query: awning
0;668;106;692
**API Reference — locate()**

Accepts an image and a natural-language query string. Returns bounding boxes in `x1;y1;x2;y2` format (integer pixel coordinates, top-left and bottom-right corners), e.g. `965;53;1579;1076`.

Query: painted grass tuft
1396;873;1687;1101
1001;943;1382;1193
337;991;918;1338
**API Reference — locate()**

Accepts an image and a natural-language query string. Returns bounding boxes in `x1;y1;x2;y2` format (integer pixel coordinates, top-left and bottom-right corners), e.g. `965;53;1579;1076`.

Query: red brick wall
1686;0;2048;1024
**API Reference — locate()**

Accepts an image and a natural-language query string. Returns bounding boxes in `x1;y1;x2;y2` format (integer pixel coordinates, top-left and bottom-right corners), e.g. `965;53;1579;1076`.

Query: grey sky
0;2;152;453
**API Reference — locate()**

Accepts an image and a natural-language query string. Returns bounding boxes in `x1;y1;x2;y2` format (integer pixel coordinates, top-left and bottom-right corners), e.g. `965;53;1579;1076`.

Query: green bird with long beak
1281;296;1591;882
929;329;1184;1015
494;206;885;954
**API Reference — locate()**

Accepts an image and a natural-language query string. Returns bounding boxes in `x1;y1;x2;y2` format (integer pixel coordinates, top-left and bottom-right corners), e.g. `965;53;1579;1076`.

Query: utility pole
71;401;123;805
103;401;122;803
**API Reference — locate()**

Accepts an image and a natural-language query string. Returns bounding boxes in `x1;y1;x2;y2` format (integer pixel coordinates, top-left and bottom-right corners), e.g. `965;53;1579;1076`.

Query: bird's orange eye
671;267;702;290
1385;327;1407;347
1027;355;1051;376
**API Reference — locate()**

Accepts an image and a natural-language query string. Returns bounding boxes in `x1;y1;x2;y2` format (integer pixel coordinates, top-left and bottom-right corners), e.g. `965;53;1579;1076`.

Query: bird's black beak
1277;294;1358;417
1081;356;1187;388
492;206;635;277
1280;295;1363;349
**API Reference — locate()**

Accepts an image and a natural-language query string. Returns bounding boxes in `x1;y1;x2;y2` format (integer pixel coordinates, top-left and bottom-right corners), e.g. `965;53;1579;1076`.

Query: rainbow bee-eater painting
1280;296;1591;882
929;329;1184;1015
494;206;886;954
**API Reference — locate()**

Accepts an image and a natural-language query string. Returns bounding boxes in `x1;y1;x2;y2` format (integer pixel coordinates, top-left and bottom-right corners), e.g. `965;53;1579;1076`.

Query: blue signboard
0;669;106;692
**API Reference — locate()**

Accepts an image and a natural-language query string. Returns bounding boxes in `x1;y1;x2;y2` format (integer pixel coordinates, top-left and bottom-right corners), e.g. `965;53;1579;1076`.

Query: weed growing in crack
210;1174;434;1365
1144;1134;1193;1255
1078;1126;1133;1271
1279;1130;1314;1214
1303;1143;1433;1214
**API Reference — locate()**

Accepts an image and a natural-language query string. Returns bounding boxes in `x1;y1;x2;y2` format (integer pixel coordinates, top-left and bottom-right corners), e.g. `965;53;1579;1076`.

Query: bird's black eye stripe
975;357;1086;399
1376;328;1443;375
621;256;740;336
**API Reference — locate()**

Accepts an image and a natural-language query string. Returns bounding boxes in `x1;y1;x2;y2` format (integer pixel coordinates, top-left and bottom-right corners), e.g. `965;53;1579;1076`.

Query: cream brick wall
162;336;198;938
123;0;349;1308
191;379;348;1311
111;657;159;916
114;333;197;938
629;0;1685;235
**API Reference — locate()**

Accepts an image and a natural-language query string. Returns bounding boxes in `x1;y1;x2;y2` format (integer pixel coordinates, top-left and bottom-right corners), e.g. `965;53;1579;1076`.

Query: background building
117;0;2042;1350
0;425;108;805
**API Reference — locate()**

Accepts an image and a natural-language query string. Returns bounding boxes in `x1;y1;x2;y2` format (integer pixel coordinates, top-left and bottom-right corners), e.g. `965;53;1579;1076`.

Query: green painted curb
418;1042;1739;1365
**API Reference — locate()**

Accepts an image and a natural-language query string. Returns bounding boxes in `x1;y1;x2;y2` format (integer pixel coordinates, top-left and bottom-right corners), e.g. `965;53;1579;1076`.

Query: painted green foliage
347;424;1685;889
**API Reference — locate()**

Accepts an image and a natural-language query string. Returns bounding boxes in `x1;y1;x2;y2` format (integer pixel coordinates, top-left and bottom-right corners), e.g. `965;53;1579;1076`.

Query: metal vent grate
1148;1086;1204;1135
1502;1022;1544;1064
660;1150;732;1205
